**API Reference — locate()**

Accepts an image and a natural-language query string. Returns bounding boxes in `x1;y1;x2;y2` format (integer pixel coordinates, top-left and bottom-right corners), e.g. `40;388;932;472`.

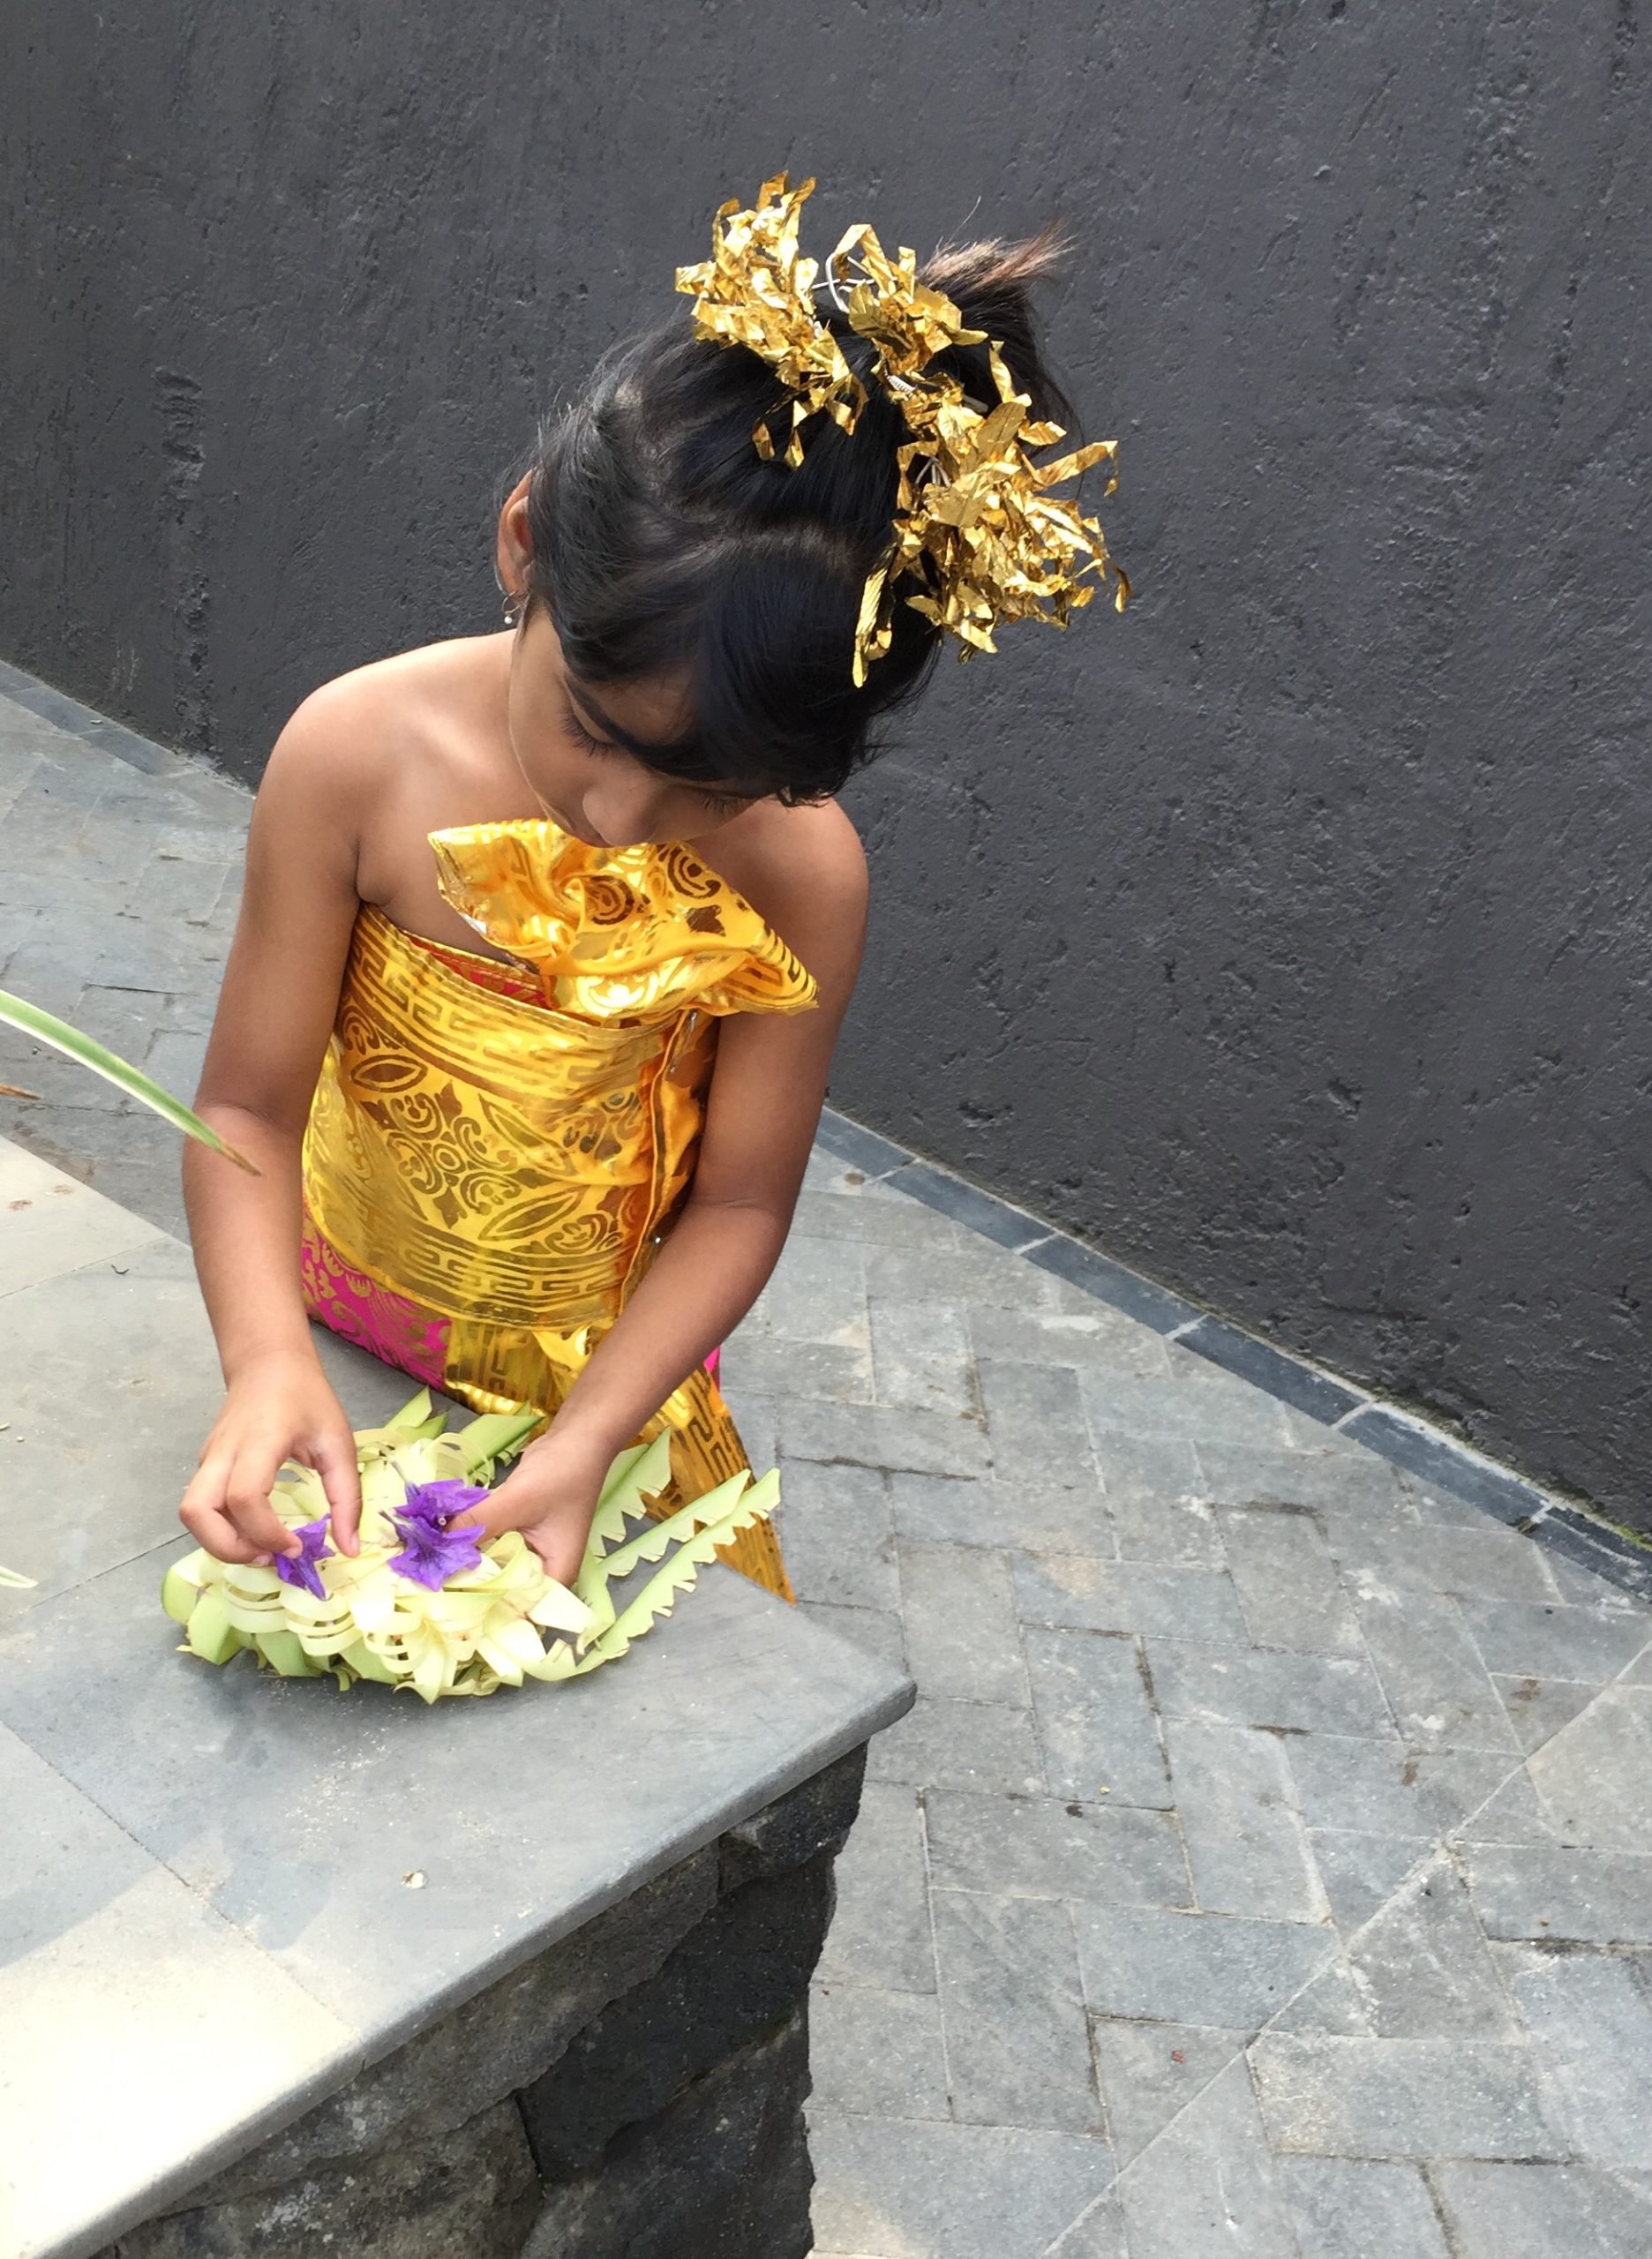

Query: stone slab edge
815;1105;1652;1604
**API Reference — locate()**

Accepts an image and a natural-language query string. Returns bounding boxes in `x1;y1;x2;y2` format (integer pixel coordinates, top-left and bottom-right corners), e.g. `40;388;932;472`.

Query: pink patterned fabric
301;1215;451;1389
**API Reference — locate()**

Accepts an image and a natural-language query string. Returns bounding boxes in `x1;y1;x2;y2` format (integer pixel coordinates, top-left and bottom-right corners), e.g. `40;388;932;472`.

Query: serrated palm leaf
583;1470;780;1665
0;988;256;1171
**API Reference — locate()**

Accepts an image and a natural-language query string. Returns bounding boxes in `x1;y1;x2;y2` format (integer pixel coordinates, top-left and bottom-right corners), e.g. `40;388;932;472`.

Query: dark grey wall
4;4;1648;1524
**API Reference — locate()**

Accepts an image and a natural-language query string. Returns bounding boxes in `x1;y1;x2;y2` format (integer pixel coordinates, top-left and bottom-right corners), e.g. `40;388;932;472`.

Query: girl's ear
496;472;534;601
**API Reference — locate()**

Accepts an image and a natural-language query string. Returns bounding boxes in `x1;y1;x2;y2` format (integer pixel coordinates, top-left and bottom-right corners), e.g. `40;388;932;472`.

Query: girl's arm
473;805;868;1584
178;693;368;1566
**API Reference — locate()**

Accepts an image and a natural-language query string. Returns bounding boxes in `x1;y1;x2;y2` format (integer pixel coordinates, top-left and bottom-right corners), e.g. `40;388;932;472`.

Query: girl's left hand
457;1429;615;1589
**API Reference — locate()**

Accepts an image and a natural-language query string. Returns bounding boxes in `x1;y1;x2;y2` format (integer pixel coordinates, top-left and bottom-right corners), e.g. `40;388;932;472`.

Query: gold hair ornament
675;172;1130;687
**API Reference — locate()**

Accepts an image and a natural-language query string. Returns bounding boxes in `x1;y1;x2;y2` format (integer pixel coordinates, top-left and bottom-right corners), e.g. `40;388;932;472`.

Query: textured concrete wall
4;4;1648;1522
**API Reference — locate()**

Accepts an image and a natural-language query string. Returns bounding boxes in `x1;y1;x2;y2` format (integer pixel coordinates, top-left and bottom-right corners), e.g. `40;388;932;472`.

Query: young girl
177;175;1123;1599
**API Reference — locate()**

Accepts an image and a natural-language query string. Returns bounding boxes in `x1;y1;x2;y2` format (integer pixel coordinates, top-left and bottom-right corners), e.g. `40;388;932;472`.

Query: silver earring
501;585;524;627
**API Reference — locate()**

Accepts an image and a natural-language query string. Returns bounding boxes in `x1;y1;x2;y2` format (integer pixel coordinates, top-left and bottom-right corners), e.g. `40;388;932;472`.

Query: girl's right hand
179;1350;363;1566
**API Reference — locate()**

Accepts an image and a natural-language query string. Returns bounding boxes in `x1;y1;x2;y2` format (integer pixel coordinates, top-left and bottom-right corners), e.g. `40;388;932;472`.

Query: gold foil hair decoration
674;173;1130;686
674;172;867;468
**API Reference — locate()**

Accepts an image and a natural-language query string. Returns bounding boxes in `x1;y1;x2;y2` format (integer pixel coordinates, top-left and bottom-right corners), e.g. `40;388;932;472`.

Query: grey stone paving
4;681;1652;2257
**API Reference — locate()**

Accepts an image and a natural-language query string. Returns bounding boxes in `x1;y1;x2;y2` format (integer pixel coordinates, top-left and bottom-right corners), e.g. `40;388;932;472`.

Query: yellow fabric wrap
301;820;817;1601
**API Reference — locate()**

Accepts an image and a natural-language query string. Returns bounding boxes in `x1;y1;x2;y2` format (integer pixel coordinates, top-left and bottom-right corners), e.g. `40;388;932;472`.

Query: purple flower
387;1479;490;1590
275;1515;334;1601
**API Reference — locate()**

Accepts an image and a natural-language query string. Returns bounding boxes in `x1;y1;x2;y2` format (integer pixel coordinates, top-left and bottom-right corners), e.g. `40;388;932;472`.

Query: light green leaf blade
0;988;256;1172
456;1407;542;1476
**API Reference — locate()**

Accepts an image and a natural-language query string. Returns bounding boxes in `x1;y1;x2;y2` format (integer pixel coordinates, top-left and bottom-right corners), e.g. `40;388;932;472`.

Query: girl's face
496;477;762;848
504;602;758;848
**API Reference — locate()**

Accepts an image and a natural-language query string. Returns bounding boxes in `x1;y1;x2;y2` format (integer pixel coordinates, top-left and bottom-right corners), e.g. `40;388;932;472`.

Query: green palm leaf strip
0;988;256;1172
564;1468;782;1673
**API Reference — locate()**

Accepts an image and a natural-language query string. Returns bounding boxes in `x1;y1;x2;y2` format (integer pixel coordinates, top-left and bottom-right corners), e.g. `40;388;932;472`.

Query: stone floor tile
978;1357;1096;1485
1344;1858;1520;2038
924;1790;1190;1909
1220;1505;1362;1655
966;1300;1170;1379
1098;1436;1220;1562
1090;2019;1246;2166
1147;1643;1394;1738
127;853;235;929
775;1460;898;1613
1456;1594;1651;1684
725;1385;777;1478
1465;1843;1652;1944
1308;1830;1433;1933
1525;1688;1652;1853
1196;1440;1410;1519
1506;1945;1652;2166
1024;1626;1172;1810
1280;2157;1449;2259
1165;1719;1325;1923
1286;1737;1513;1837
1325;1515;1560;1606
865;1240;1058;1313
58;1151;188;1240
933;1889;1101;2133
865;1697;1046;1797
1458;1767;1558;1846
0;1030;129;1113
815;1784;937;1995
1491;1671;1606;1754
781;1398;991;1479
1078;1368;1292;1452
791;1180;961;1249
87;927;227;996
890;1473;1115;1557
1265;1954;1373;2035
1430;2160;1652;2259
1353;1587;1520;1752
898;1540;1028;1707
1040;2194;1130;2259
807;2113;1117;2259
1074;1905;1333;2029
1547;1548;1652;1612
1250;2032;1562;2160
721;1327;874;1405
1115;2056;1303;2259
0;1142;165;1295
757;1235;870;1347
795;1600;908;1674
1015;1555;1250;1644
807;1983;950;2120
799;1144;884;1198
870;1299;979;1416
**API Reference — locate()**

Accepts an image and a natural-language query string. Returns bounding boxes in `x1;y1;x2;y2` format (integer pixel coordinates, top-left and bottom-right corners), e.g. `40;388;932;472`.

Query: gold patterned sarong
300;820;818;1599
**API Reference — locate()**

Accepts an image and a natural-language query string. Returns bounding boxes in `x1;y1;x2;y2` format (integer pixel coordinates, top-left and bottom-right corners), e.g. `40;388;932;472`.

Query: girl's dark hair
521;223;1078;802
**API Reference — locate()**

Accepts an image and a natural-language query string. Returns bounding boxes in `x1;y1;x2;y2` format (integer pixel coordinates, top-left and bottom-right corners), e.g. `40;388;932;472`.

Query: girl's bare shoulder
695;797;867;986
261;638;490;812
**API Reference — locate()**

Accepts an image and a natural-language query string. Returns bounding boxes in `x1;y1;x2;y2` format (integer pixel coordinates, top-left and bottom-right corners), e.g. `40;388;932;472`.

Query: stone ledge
0;1145;912;2259
99;1752;859;2259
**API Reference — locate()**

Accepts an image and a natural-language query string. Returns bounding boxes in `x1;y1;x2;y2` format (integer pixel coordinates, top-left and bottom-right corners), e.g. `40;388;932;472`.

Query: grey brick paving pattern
4;680;1652;2257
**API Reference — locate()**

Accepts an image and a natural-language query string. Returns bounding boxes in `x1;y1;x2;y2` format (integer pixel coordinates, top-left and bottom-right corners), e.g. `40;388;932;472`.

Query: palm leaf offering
0;988;254;1170
161;1391;780;1701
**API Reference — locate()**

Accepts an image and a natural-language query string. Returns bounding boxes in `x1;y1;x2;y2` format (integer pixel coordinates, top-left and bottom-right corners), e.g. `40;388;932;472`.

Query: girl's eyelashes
563;701;747;819
562;702;613;755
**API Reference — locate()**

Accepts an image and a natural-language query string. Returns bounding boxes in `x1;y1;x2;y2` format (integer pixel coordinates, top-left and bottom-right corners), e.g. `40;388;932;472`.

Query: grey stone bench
0;1141;912;2258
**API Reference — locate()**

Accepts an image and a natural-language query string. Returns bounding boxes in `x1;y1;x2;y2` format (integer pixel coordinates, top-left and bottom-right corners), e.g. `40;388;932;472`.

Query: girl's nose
585;773;671;846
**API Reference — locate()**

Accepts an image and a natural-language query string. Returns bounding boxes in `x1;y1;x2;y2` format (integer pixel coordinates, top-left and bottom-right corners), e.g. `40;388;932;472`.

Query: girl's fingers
522;1520;587;1590
179;1463;275;1567
309;1427;364;1554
